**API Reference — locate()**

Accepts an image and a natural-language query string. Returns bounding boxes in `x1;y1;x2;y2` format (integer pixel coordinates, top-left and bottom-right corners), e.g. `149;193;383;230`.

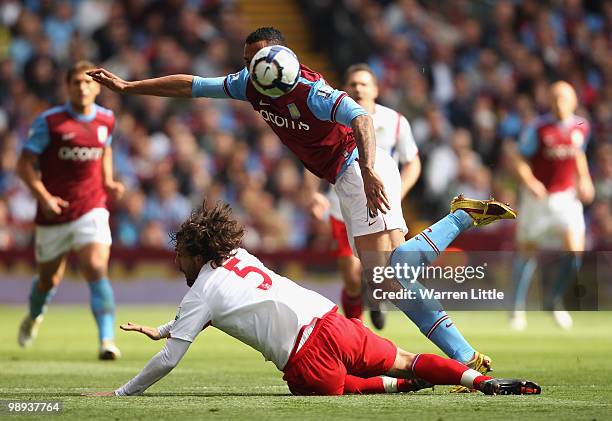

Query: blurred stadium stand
0;0;610;259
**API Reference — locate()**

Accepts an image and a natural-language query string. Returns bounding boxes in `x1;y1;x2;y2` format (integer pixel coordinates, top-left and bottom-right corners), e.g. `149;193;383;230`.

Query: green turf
1;306;611;420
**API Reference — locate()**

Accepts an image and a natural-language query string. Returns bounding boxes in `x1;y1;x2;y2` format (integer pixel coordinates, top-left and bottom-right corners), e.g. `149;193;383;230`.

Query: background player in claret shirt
88;26;518;384
508;81;594;330
307;63;421;329
16;61;124;359
86;201;540;397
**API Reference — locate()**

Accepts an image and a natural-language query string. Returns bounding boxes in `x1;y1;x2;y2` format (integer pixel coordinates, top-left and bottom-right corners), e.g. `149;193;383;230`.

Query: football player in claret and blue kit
89;27;519;387
17;60;124;360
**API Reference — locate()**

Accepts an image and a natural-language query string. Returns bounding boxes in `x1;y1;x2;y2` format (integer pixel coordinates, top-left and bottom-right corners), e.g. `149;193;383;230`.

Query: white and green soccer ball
249;45;300;98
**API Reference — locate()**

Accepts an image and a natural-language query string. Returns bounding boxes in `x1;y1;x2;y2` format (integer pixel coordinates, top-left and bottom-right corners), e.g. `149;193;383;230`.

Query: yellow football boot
450;194;517;227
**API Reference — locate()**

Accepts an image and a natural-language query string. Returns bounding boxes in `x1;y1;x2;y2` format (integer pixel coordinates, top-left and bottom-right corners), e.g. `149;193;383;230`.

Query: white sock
460;369;482;388
381;376;398;393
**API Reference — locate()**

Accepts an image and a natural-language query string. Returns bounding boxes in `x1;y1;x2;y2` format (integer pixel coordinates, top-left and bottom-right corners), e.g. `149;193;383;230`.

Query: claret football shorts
35;208;112;262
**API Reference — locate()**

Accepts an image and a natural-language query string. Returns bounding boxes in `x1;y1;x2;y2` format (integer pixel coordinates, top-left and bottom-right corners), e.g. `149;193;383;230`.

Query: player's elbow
351;113;372;128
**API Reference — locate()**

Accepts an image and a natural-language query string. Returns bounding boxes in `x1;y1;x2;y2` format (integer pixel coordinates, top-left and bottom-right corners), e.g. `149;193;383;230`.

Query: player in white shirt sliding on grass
89;201;540;397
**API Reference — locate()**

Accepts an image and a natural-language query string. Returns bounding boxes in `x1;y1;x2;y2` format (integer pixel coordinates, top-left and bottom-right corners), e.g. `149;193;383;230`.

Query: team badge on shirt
316;84;333;99
97;126;108;144
287;103;301;120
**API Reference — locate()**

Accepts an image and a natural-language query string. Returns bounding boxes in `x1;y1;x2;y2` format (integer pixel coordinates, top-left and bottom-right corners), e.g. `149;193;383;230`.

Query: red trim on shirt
331;93;348;122
223;77;234;99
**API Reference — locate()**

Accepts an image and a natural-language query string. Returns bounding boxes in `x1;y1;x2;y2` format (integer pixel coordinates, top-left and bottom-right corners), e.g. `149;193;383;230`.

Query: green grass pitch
1;306;611;420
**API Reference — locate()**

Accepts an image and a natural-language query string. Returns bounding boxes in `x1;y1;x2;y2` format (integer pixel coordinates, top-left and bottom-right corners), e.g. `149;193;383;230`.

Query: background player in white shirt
88;201;540;397
307;64;421;329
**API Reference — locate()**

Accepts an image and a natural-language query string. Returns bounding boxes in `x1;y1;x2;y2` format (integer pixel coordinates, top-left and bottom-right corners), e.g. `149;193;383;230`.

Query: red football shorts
282;309;397;395
330;216;353;258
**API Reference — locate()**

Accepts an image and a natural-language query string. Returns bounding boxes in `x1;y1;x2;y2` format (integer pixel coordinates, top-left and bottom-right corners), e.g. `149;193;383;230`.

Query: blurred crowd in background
0;0;610;252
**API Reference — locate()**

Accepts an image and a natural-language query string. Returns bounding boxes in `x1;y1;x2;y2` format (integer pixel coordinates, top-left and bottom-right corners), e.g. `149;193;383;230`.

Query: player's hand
83;391;116;397
526;179;548;199
360;166;390;215
120;322;161;340
577;178;595;204
87;69;129;92
41;195;69;217
105;180;126;201
308;191;330;221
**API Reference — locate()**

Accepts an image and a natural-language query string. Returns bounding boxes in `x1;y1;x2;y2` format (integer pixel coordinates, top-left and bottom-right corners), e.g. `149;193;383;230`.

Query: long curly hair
170;201;244;268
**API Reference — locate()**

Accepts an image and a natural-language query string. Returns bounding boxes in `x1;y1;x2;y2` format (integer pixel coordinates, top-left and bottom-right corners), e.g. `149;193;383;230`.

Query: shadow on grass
1;391;293;398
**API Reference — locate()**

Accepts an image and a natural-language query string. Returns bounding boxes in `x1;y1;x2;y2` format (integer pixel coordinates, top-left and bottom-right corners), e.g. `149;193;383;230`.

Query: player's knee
395;348;416;371
81;260;108;281
343;275;361;294
38;275;60;291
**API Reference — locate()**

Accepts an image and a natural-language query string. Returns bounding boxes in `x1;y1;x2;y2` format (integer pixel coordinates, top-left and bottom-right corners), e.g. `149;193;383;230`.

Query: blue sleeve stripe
223;77;234;99
22;143;42;155
331;92;347;122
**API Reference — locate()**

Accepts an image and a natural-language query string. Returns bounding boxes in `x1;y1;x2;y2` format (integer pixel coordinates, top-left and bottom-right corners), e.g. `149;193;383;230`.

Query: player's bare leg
338;254;363;319
76;242;120;359
18;254;67;347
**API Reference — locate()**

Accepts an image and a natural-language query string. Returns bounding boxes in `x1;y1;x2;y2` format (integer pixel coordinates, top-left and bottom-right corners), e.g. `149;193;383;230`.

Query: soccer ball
249;45;300;98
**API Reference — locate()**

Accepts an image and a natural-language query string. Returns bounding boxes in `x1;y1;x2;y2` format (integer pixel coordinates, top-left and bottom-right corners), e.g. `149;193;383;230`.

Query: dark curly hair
170;201;245;268
245;27;286;46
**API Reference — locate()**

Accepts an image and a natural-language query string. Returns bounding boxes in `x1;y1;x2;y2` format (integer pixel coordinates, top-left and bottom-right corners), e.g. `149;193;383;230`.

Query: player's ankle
473;375;493;391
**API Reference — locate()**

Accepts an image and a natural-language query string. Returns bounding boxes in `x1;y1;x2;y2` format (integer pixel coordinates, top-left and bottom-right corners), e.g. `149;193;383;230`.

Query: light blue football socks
512;256;537;311
389;210;476;363
88;278;116;341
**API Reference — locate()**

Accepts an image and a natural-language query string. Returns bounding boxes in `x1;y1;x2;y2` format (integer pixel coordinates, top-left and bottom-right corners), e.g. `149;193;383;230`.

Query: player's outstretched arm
120;322;164;340
351;114;390;214
115;338;191;396
87;68;194;98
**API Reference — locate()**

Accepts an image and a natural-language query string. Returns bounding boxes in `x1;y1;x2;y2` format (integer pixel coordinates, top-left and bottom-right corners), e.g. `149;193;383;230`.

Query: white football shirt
169;248;335;370
329;103;418;220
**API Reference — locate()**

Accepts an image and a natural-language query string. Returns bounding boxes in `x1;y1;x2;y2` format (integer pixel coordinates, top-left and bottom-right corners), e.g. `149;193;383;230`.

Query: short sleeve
104;112;115;147
169;291;212;342
23;115;50;154
192;68;249;101
396;115;418;164
518;125;538;158
306;80;367;127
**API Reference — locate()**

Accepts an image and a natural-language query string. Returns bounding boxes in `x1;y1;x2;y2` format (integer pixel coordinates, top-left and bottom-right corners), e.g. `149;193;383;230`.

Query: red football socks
411;353;491;389
341;289;362;320
343;375;384;394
